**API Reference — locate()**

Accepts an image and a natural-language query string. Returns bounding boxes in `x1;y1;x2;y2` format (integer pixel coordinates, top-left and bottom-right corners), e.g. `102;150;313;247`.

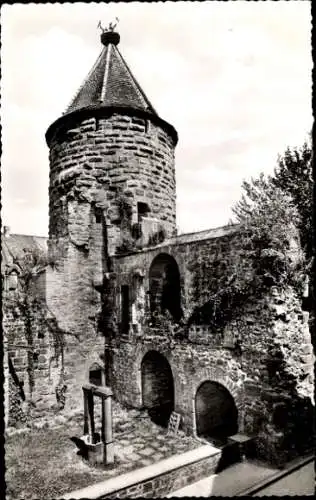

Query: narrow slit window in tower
95;208;102;224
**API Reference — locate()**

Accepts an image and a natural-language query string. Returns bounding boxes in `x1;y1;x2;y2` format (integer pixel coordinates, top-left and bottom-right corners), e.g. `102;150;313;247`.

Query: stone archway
141;350;174;427
195;380;238;443
149;253;182;322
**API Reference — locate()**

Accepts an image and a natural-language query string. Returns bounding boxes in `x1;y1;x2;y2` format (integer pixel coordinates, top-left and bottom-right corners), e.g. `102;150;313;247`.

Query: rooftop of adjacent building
1;226;48;272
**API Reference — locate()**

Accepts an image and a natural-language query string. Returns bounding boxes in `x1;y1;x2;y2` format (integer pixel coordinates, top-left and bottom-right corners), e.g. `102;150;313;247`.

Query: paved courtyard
68;405;200;478
107;409;199;475
5;405;200;500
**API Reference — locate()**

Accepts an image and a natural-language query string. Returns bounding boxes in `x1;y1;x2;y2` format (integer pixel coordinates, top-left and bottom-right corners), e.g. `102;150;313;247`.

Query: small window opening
89;368;103;386
149;254;182;323
121;285;130;334
137;202;150;224
33;351;39;368
8;272;18;291
95;208;102;224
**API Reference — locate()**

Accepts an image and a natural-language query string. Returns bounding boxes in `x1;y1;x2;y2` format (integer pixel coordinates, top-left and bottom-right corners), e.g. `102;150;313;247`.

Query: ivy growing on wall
5;248;78;409
147;226;166;246
188;184;306;331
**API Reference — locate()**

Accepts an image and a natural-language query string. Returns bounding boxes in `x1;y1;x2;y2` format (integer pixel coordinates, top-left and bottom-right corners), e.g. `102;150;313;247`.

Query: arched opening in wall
89;363;105;386
149;253;182;323
141;350;174;428
195;381;238;445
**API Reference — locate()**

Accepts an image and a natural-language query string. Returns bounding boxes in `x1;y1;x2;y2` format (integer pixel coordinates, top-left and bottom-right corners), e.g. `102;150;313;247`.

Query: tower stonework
45;30;178;337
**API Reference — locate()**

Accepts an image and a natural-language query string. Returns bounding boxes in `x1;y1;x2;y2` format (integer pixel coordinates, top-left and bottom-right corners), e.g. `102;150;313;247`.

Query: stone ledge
61;444;219;499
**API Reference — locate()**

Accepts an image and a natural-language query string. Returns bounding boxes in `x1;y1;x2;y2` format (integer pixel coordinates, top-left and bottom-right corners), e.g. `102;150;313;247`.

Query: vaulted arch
195;380;238;443
141;350;174;427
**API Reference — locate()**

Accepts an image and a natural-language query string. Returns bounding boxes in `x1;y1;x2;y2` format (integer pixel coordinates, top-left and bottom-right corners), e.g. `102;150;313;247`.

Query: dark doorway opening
141;350;174;427
195;381;238;446
149;254;182;322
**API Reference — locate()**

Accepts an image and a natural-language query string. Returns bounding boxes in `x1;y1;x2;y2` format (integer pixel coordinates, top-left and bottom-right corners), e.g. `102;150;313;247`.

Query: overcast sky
1;1;312;236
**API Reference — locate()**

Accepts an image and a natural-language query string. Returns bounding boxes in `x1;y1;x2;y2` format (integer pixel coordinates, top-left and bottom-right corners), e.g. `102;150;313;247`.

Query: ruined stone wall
108;230;314;463
111;231;240;333
3;289;105;427
109;338;246;435
3;299;56;424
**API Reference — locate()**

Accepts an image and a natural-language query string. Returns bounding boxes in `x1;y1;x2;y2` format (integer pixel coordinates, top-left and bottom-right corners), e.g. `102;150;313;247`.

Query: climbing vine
187;188;306;331
147;226;166;246
5;248;78;409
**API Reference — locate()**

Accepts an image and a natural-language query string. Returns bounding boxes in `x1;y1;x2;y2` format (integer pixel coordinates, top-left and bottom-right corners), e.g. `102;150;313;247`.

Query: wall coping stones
112;223;240;257
61;444;219;499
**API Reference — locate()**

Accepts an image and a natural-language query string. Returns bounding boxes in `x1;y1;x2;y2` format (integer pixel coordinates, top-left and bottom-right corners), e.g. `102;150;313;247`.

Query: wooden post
88;391;95;444
82;383;114;464
101;398;106;464
83;388;89;435
104;394;114;464
101;398;105;444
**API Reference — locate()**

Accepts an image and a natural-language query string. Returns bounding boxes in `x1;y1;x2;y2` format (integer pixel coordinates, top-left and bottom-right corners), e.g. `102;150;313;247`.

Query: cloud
1;2;312;236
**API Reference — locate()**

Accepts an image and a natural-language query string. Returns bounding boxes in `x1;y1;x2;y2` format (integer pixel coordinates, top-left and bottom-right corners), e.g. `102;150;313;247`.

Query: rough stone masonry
3;28;314;465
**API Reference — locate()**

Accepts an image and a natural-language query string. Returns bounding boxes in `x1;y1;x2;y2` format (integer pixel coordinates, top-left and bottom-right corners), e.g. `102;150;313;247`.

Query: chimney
3;226;10;238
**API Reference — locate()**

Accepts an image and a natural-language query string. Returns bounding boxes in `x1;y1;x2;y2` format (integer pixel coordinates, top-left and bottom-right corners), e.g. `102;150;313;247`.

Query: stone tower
45;29;178;337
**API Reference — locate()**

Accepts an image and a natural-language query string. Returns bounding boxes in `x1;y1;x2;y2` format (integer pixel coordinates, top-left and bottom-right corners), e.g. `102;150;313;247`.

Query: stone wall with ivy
4;289;105;428
108;226;314;464
3;296;59;426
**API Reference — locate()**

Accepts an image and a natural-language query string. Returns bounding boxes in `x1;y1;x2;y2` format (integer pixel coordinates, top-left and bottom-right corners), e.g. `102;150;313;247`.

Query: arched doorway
141;351;174;427
195;381;238;444
149;254;182;322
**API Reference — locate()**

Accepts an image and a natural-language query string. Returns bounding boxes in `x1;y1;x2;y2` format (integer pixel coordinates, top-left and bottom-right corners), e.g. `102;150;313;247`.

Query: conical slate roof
46;30;178;146
64;31;157;116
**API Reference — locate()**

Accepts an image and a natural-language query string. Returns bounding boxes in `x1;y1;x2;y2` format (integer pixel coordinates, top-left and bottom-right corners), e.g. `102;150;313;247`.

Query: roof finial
98;18;120;46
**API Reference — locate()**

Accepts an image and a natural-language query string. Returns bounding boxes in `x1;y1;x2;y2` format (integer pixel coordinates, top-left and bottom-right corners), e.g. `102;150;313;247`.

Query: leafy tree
234;176;305;285
272;140;312;259
232;139;314;345
188;180;305;331
233;174;301;252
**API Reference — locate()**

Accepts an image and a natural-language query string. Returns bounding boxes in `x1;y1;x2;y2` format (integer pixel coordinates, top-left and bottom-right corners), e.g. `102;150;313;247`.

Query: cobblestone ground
112;410;199;474
7;401;200;478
